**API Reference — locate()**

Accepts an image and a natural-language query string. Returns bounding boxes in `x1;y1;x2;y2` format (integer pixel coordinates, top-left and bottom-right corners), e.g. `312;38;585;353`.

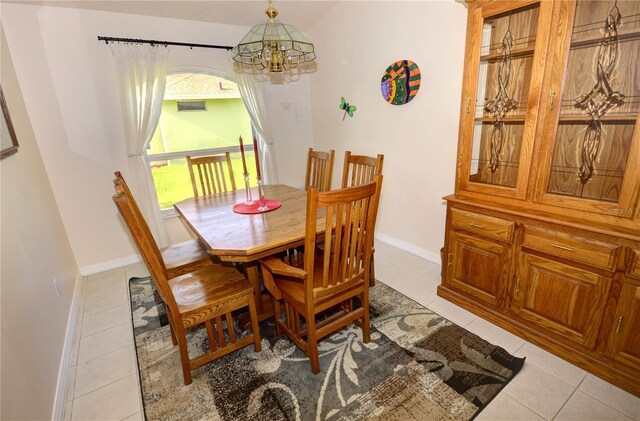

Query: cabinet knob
550;243;574;252
467;222;486;230
548;90;556;111
615;316;624;334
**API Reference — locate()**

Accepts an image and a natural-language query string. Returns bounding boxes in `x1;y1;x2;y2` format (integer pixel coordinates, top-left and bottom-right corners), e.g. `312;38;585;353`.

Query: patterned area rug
129;277;524;420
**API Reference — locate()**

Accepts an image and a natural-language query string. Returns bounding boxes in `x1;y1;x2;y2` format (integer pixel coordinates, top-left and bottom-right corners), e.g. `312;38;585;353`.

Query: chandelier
231;0;316;72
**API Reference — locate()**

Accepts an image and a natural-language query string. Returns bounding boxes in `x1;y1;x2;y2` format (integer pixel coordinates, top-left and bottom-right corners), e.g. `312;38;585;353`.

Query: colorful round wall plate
381;60;421;105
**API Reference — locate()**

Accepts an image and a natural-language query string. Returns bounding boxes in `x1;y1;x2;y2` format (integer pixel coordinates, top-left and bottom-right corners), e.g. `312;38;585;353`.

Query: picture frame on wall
1;85;19;159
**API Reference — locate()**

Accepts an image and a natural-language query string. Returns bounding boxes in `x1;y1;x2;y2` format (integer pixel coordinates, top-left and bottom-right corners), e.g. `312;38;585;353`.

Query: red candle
239;135;248;174
253;136;262;179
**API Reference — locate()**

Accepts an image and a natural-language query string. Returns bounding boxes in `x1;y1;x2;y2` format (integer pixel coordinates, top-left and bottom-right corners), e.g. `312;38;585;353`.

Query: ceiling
5;1;337;31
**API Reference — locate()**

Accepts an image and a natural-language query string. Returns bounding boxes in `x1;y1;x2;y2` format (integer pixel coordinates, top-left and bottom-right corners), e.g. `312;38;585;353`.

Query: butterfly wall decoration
339;97;356;120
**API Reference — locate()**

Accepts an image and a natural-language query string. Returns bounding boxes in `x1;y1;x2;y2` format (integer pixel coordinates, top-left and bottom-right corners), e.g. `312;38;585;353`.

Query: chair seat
162;239;211;274
170;264;253;318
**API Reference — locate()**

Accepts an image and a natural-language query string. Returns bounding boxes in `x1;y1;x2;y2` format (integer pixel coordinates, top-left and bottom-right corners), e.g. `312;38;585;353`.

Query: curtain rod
97;36;233;51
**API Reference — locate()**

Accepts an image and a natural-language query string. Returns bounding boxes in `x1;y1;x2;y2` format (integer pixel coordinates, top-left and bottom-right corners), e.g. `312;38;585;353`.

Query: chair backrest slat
112;186;177;311
341;151;384;188
187;152;236;197
304;175;383;299
113;172;164;267
305;148;335;192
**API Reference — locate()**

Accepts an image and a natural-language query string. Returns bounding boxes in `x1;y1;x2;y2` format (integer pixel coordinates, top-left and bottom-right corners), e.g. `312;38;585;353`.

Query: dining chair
341;151;384;285
305;148;335;192
113;185;261;385
113;171;212;278
260;174;383;374
187;153;236;197
341;151;384;188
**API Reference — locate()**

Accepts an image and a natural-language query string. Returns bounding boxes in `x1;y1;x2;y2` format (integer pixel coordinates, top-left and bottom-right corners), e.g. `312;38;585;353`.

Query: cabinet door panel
513;253;611;348
458;0;553;199
537;0;640;215
447;230;509;306
608;284;640;371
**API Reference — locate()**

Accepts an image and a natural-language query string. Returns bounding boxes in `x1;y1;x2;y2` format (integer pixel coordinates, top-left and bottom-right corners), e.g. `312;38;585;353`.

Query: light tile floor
63;240;640;420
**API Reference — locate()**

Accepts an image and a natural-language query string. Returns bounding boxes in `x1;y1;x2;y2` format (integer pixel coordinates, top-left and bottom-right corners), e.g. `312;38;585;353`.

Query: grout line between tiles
77;325;134;366
423;297;438;307
80;308;131;338
120;411;140;421
513;341;527;355
522;353;587;390
77;343;135;366
503;364;577;421
83;299;130;318
83;300;128;315
65;399;74;421
78;320;131;340
574;380;639;421
550;377;583;420
67;364;78;405
83;285;128;299
72;371;137;401
503;389;552;420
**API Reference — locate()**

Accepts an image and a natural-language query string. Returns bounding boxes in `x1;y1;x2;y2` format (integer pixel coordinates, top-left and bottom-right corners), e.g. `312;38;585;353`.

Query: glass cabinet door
540;0;640;216
460;1;551;199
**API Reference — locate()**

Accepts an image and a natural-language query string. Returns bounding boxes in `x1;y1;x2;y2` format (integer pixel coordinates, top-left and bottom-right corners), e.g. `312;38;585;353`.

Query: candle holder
243;173;254;205
257;177;269;212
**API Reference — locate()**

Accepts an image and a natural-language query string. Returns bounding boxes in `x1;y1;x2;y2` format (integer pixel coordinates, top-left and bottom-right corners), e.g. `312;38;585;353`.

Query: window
177;100;206;111
147;71;255;210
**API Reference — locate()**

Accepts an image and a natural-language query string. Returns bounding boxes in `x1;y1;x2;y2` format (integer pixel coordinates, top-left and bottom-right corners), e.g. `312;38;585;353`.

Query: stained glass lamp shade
231;1;316;72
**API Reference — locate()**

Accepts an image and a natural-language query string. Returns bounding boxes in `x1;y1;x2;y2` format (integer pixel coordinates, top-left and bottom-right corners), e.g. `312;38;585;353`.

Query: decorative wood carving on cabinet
439;0;640;396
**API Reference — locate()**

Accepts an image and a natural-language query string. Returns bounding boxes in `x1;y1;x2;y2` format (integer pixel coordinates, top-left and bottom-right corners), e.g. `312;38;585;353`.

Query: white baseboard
79;254;140;277
375;232;442;265
52;271;83;420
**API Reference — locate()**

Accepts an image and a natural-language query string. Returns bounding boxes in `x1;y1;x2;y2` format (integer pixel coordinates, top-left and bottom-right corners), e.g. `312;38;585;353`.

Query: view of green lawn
150;154;257;209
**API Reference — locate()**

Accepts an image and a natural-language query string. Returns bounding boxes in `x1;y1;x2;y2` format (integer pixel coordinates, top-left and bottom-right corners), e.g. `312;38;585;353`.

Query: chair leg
167;308;178;346
362;288;371;344
204;319;218;352
248;294;262;352
369;254;376;287
273;297;283;336
306;310;320;374
174;322;193;385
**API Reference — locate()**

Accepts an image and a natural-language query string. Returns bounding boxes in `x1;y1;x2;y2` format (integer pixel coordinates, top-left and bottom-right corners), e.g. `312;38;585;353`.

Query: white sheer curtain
233;64;279;184
110;43;170;247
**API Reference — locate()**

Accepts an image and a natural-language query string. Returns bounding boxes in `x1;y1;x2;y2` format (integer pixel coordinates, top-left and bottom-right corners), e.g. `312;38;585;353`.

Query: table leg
240;263;275;330
244;263;263;314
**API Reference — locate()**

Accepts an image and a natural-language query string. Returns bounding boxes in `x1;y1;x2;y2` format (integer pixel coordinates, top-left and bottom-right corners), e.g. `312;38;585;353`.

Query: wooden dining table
173;184;326;321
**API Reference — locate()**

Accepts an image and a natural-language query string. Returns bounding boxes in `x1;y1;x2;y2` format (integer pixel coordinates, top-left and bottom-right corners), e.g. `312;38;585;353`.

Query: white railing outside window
147;144;255;217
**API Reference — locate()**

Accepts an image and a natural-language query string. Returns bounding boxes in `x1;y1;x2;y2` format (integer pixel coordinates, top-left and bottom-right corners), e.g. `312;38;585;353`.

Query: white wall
1;24;78;420
265;74;315;189
307;1;467;261
1;3;313;270
1;0;465;271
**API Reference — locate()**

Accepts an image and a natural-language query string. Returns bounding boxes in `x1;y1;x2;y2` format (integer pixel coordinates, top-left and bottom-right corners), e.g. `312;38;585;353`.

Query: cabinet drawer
450;208;515;242
522;225;621;271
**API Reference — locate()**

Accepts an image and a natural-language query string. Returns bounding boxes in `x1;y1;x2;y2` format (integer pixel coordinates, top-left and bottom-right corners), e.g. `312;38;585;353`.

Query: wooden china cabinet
438;0;640;396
